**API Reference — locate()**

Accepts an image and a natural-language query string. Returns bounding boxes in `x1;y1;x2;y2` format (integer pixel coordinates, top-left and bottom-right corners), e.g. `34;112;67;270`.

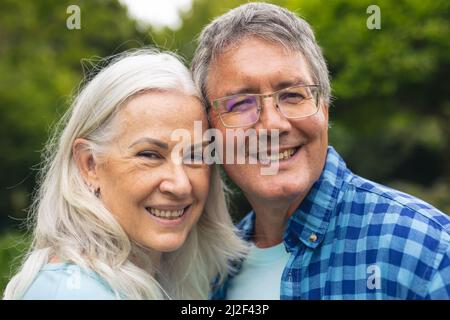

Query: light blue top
226;242;290;300
22;263;118;300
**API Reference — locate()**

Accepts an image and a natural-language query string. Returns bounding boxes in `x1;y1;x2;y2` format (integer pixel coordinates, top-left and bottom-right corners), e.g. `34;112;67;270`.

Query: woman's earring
87;183;100;198
94;187;100;198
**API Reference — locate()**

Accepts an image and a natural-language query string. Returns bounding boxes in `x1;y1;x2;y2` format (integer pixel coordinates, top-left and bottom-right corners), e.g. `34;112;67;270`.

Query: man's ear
72;138;100;188
207;107;221;129
320;100;329;124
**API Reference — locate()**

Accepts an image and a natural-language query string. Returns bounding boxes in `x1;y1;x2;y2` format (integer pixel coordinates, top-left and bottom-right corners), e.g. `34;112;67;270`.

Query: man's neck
248;192;306;248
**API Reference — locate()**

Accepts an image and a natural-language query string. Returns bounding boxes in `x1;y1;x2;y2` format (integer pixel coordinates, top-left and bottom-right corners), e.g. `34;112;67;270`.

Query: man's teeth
147;208;185;219
265;148;297;161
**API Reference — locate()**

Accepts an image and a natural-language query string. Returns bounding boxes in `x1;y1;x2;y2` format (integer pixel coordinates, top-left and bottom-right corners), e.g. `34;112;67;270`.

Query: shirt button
309;233;318;242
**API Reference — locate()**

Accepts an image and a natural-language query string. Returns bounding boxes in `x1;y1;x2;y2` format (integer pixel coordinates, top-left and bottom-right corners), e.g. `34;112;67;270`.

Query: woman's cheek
192;166;211;200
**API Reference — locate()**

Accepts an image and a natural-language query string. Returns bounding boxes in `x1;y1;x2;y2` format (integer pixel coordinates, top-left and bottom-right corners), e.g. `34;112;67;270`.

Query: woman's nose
159;165;192;198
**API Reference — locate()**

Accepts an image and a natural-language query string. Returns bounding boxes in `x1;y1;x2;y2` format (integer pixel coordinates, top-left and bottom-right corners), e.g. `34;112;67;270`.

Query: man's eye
226;97;256;112
137;151;162;159
279;92;305;104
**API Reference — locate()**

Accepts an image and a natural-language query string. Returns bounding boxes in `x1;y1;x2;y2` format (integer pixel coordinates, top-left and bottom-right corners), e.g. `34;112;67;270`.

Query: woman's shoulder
22;263;118;300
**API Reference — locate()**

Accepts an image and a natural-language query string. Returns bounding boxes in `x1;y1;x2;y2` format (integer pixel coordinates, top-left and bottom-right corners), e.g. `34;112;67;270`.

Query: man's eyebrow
223;86;259;97
221;77;312;97
273;77;310;91
128;137;169;149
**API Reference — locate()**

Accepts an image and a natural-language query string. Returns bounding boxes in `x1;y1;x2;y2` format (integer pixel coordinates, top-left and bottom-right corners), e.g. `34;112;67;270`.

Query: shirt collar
285;146;349;250
237;146;350;250
236;210;256;242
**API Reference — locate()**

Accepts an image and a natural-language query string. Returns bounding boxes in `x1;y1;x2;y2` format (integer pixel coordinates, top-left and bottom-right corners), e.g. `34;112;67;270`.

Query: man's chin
246;181;310;204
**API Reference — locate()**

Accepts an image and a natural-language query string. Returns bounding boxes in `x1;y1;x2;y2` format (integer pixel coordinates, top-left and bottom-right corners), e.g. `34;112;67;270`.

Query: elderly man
191;3;450;299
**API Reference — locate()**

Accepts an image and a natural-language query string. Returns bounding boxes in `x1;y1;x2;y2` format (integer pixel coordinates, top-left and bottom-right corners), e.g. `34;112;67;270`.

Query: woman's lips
145;205;191;221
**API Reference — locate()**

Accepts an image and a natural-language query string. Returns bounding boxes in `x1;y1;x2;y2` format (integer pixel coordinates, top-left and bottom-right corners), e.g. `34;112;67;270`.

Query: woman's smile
145;204;191;225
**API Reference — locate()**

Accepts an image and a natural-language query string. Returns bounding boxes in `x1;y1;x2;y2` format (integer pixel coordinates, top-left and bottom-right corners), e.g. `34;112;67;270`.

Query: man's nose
159;164;192;198
256;96;292;133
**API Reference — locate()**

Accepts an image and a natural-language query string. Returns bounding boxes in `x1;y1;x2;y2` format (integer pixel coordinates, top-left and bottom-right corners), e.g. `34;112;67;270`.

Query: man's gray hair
191;2;331;109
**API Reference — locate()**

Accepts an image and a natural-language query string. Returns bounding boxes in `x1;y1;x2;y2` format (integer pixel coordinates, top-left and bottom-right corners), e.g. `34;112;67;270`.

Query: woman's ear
72;138;100;188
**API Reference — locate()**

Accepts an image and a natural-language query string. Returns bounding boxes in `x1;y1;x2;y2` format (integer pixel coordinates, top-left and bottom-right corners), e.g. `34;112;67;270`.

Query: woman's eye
137;151;162;159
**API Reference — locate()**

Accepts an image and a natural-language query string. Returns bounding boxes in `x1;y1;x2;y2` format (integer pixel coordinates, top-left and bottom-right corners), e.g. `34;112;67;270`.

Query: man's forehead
213;35;297;57
206;50;314;98
210;36;310;69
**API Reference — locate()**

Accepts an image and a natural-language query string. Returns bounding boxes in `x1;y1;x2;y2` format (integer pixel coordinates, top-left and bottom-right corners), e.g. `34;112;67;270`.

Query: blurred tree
287;0;450;185
0;232;29;294
0;0;153;229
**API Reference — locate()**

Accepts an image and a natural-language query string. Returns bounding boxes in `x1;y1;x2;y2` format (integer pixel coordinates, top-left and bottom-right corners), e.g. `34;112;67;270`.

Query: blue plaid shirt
213;146;450;299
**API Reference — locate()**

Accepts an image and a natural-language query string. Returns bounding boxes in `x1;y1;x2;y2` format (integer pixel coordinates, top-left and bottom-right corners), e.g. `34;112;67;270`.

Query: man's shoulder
338;173;450;278
335;173;450;298
342;173;450;234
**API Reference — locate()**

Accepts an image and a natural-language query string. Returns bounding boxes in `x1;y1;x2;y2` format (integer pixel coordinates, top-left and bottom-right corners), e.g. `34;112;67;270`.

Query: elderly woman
3;49;246;299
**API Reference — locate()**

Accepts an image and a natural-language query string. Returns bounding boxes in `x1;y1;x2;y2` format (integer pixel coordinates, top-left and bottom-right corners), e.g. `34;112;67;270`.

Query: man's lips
248;144;305;162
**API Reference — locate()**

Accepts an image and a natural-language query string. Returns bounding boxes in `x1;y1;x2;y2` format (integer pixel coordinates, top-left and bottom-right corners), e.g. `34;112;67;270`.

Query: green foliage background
0;0;449;296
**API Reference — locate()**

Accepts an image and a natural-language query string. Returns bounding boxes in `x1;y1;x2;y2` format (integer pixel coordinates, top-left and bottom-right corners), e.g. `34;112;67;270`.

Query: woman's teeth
147;207;185;219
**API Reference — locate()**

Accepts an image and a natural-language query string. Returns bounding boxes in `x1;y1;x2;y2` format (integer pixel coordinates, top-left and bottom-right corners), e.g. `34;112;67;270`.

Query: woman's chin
141;236;187;253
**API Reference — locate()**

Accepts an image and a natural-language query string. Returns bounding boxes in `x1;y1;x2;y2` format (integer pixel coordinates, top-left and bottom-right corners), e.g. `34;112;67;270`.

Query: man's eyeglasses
212;84;320;128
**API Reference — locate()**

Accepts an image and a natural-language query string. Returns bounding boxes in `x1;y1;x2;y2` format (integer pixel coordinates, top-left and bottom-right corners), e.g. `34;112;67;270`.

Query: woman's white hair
3;48;247;300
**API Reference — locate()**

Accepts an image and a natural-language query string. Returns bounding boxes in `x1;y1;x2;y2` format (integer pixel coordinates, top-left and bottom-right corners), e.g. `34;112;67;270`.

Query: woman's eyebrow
128;137;169;149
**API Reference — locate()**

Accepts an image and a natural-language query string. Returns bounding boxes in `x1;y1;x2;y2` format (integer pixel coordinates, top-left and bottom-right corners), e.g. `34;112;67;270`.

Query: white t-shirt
226;242;290;300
